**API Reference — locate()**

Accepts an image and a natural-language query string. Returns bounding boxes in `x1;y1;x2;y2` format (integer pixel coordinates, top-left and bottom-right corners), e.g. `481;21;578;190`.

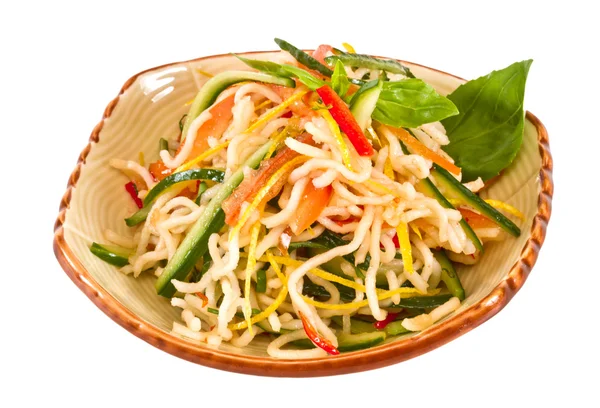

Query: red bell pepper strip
125;182;143;209
316;85;374;157
298;311;340;355
373;312;399;330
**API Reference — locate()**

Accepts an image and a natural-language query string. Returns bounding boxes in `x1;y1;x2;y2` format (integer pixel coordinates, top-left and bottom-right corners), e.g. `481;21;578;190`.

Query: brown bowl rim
53;50;553;377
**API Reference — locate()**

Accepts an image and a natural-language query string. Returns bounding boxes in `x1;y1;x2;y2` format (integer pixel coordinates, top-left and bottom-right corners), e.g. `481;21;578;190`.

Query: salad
91;39;531;358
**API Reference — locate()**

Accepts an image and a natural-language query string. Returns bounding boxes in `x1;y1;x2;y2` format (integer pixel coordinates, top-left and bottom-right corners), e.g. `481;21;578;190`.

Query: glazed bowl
53;51;553;376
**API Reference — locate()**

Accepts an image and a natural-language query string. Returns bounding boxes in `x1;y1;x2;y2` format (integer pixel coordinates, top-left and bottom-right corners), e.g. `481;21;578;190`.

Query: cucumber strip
390;294;454;309
431;165;521;237
124;205;151;227
287;241;330;252
274;38;333;77
256;268;267;293
290;339;316;349
337;331;387;352
325;52;415;78
384;321;410;336
433;250;466;300
350;79;383;131
159;138;169;152
417;177;484;252
155;141;274;297
194;181;208;206
143;169;224;206
331;316;377;334
90;243;132;267
181;71;295;140
311;230;371;270
125;169;225;227
303;281;355;302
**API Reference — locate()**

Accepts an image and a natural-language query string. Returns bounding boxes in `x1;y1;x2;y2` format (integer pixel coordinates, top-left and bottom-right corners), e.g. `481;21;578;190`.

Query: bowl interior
60;52;542;358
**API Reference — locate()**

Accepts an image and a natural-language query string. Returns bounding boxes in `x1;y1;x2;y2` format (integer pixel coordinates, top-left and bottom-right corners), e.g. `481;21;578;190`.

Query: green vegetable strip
303;281;355;302
143;169;224;206
433;250;465;300
274;38;333;77
431;165;521;237
325;52;415;78
159;138;169;152
390;293;455;309
125;169;225;227
311;230;371;271
90;243;131;267
194;181;208;206
256;268;267;293
155;140;274;297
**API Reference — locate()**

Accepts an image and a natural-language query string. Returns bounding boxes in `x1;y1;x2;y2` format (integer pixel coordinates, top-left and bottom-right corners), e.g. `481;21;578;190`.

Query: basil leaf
325;52;415;78
331;59;350;97
281;64;325;90
372;79;458;128
235;54;292;78
441;60;532;182
274;38;333;77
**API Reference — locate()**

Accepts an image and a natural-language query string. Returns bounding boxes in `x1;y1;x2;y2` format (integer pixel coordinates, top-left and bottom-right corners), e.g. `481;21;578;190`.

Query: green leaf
235;54;292;78
441;60;532;182
372;79;458;128
325;52;415;78
331;59;350;97
281;64;325;90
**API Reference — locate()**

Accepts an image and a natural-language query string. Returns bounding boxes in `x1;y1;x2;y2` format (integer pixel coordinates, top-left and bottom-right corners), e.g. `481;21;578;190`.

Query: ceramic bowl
53;51;553;376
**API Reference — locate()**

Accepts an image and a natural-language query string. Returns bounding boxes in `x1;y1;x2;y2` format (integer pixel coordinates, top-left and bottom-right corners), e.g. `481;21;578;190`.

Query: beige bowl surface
53;51;553;376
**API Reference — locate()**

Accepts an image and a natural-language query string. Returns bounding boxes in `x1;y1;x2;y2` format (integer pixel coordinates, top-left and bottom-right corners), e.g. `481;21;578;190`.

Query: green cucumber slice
337;331;386;352
90;243;132;267
433;250;465;300
431;165;521;237
350;79;383;131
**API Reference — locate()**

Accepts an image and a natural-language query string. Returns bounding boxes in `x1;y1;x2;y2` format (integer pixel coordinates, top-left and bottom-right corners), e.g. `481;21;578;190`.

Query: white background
1;1;598;406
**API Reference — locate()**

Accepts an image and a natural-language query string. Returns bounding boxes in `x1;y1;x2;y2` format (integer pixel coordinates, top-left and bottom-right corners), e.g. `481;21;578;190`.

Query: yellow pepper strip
254;99;273;112
319;108;354;171
196;68;214;78
266;250;287;284
410;223;423;240
241;253;397;296
232;155;309;238
342;42;356;54
175;140;231;173
302;287;440;310
230;286;289;331
243;221;262;335
138;151;145;166
264;126;290;159
484;199;525;220
396;222;414;274
384;158;395;180
245;90;308;134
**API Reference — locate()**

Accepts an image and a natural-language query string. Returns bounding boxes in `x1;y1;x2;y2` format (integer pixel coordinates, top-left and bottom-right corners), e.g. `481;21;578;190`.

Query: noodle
97;49;522;358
